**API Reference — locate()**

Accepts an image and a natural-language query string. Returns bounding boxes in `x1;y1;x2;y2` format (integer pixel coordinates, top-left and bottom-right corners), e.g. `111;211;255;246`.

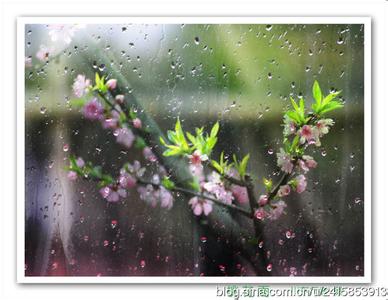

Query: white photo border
17;16;372;284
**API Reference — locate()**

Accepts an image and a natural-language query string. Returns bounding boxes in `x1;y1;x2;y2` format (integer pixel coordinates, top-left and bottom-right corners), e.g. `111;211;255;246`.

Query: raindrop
140;260;146;268
265;25;273;31
321;149;327;157
337;37;344;45
111;219;118;229
266;263;273;272
40;106;47;114
200;236;207;243
63;144;69;152
267;148;274;155
194;36;200;45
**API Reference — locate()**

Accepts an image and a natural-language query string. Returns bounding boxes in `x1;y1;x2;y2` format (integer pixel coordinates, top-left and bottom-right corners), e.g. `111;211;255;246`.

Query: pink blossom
303;155;317;169
277;185;291;197
127;160;145;178
143;147;158;162
299;125;321;146
283;115;296;136
203;172;233;205
100;185;127;203
137;184;158;207
115;127;135;149
76;157;85;168
133;118;142;129
83;98;104;120
188;150;208;166
36;45;53;61
254;208;267;220
297;159;309;173
119;170;137;189
188;196;213;216
268;200;287;220
106;79;117;90
73;74;92;98
295;175;307;193
258;194;269;206
231;185;249;204
189;164;205;182
115;94;125;104
67;171;77;181
102;110;120;129
158;187;174;210
276;148;294;173
48;24;84;44
297;155;317;173
299;125;314;143
316;119;334;136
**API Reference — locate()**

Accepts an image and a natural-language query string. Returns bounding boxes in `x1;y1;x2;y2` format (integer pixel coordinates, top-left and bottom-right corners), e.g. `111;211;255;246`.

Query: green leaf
134;137;146;149
263;178;273;191
211;160;223;174
186;131;197;145
189;179;201;192
290;135;300;152
163;148;182;157
90;166;102;178
322;91;341;106
290;97;299;112
319;100;344;114
286;111;301;124
313;80;322;106
162;177;175;190
239;154;250;177
175;118;189;150
167;130;178;144
210;122;219;138
159;136;167;146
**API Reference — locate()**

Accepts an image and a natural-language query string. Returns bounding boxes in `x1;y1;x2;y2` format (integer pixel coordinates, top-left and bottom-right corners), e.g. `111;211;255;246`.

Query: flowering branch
68;74;343;223
65;68;343;276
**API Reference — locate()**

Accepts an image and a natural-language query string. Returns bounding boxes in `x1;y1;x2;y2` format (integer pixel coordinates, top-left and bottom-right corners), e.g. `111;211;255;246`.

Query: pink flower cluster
203;172;233;205
188;196;213;216
254;200;287;221
73;74;91;98
298;120;334;147
67;157;85;181
276;174;307;198
137;183;174;210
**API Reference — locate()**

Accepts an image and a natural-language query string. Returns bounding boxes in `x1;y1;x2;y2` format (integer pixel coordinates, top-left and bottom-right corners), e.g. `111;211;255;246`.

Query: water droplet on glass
111;220;118;229
194;36;200;45
40;107;47;114
321;149;327;157
266;263;272;272
267;148;274;155
140;260;146;268
337;37;344;45
63;144;69;152
266;25;272;31
200;236;207;243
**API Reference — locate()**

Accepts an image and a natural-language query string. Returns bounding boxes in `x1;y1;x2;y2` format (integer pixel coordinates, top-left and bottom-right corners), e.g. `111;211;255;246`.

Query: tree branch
136;178;252;218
